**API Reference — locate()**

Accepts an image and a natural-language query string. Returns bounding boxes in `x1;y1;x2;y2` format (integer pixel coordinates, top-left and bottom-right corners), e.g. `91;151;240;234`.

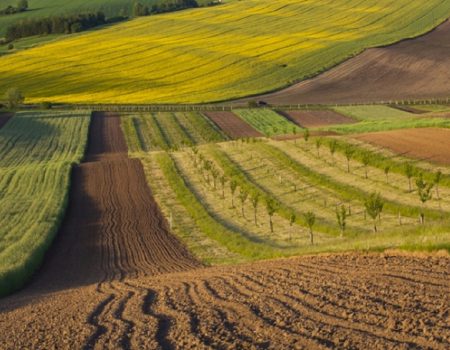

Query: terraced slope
1;0;449;104
0;254;448;349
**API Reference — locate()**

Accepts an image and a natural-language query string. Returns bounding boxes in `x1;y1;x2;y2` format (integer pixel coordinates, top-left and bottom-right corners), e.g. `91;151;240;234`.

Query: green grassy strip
263;142;442;220
148;113;170;150
206;144;343;236
155;151;283;260
121;116;143;154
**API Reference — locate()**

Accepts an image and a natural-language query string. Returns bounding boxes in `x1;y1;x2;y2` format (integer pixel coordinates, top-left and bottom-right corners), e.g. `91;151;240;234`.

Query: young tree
238;188;248;218
229;180;237;208
434;170;442;201
265;198;278;233
328;139;337;158
289;212;296;240
362;153;371;179
404;163;415;192
303;128;310;143
364;193;384;232
344;146;354;173
5;88;24;109
17;0;28;11
416;174;434;224
292;126;297;144
251;193;260;225
384;165;391;184
336;205;347;237
315;137;322;157
211;167;219;190
304;211;316;245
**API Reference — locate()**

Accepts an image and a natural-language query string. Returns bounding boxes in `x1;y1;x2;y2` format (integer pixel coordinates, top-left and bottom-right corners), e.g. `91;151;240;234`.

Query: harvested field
354;128;450;165
204;111;262;139
0;253;448;349
244;21;450;105
280;110;356;128
0;112;13;129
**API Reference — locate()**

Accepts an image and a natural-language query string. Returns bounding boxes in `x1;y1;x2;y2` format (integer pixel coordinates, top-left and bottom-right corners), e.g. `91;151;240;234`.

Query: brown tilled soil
203;111;262;138
239;21;450;105
279;110;356;128
0;112;13;129
354;128;450;165
0;253;448;349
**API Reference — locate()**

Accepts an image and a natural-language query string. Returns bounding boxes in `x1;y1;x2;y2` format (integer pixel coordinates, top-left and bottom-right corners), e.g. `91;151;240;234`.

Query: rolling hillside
0;0;449;104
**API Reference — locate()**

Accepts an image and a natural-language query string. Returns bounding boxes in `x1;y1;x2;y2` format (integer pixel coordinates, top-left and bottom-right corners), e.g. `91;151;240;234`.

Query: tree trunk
254;208;257;225
373;221;377;233
241;205;245;218
309;229;314;245
269;216;273;233
408;178;412;192
347;160;350;173
365;168;368;179
386;173;389;184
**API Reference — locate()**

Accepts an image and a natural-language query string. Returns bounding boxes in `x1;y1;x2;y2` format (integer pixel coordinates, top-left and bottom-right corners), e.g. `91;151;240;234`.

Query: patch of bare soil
0;254;448;349
240;21;450;105
203;111;262;138
0;112;13;129
279;110;356;128
354;128;450;165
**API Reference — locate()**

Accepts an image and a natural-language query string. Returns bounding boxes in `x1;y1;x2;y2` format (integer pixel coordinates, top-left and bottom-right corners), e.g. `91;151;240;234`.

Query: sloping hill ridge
0;0;449;104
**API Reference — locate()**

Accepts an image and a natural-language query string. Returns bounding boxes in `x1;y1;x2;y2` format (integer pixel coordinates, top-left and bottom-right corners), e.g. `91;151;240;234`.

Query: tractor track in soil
0;114;448;349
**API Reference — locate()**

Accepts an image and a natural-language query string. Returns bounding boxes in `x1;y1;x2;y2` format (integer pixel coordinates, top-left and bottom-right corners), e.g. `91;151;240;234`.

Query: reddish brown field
203;111;262;138
354;128;450;165
280;110;356;128
0;113;448;349
0;112;13;129
239;21;450;105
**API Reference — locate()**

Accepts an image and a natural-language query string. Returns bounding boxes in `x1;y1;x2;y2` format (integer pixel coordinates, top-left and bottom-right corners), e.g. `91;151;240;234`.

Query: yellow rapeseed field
1;0;449;104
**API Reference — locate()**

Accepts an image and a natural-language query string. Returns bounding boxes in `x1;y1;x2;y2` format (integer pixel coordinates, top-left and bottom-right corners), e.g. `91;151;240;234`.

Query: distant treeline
0;0;28;16
5;12;109;41
133;0;199;16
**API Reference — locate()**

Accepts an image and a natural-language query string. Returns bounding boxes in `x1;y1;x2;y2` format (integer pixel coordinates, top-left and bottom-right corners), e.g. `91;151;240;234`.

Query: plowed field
354;128;450;165
0;254;448;349
280;110;356;128
0;112;12;129
204;111;262;138
246;21;450;105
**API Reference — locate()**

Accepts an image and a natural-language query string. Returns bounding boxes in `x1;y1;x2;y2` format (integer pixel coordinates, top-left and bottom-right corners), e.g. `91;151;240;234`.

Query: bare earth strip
203;111;262;138
0;254;448;349
354;128;450;166
241;21;450;105
0;112;13;129
279;110;356;128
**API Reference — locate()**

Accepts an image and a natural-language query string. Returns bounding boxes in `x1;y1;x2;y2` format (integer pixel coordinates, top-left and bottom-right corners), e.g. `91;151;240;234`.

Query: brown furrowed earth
354;127;450;166
203;111;262;138
279;110;356;128
0;253;448;349
0;112;13;129
240;21;450;105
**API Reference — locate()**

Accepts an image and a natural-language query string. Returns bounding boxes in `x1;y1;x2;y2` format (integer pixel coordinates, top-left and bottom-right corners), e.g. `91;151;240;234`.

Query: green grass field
234;109;301;136
0;111;90;296
123;116;450;265
0;0;449;104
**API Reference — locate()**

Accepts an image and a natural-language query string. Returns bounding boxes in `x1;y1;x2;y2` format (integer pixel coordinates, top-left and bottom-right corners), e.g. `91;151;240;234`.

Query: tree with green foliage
133;1;149;16
289;212;296;240
229;179;237;208
328;139;337;158
304;211;316;245
303;128;310;143
416;174;433;224
384;165;391;184
251;193;260;225
4;88;24;109
315;137;322;157
17;0;28;11
404;163;415;192
336;205;347;237
364;193;384;232
362;153;371;179
344;146;355;173
265;198;278;233
238;188;248;217
434;170;442;201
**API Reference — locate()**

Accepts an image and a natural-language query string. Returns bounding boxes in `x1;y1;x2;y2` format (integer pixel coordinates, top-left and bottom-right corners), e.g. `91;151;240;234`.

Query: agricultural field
280;109;356;128
0;110;90;296
204;111;262;139
0;0;449;104
234;109;301;136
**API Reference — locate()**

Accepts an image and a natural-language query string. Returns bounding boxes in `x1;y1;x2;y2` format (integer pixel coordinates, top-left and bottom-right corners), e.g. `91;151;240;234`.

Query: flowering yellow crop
0;0;449;104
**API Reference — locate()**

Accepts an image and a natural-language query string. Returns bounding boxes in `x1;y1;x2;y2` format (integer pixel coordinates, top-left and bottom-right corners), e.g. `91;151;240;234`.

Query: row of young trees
5;12;107;41
132;0;198;17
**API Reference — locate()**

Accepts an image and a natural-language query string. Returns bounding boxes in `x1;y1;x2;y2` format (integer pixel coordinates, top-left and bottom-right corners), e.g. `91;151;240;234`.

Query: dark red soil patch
239;21;450;105
203;111;262;138
0;112;13;129
279;110;356;128
354;128;450;165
